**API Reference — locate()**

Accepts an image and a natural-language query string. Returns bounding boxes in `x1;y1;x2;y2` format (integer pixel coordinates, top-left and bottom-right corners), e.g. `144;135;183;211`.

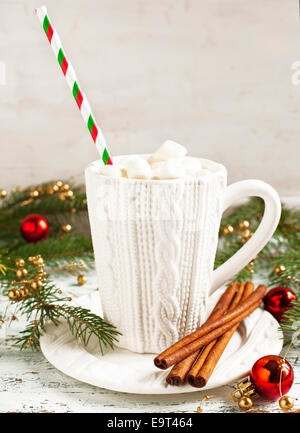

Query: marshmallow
99;165;122;177
159;158;187;179
125;157;152;179
197;169;211;176
148;140;187;162
149;161;165;169
182;157;202;176
149;161;164;179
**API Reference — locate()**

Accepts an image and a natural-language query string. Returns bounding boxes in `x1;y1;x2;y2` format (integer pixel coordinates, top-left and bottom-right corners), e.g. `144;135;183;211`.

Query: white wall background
1;0;300;196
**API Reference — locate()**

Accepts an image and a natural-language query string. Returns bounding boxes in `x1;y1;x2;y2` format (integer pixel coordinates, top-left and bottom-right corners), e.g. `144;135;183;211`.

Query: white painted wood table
0;272;299;414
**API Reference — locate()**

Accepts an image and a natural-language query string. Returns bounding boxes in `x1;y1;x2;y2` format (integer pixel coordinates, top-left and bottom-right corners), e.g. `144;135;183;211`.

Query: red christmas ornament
263;287;297;322
250;355;294;400
20;214;49;243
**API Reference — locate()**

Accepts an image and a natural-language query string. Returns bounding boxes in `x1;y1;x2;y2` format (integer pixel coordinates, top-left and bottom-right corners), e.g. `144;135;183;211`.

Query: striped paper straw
35;5;113;165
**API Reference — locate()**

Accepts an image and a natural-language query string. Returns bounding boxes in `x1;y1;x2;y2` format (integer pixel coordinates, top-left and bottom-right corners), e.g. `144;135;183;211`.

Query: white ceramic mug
85;156;281;354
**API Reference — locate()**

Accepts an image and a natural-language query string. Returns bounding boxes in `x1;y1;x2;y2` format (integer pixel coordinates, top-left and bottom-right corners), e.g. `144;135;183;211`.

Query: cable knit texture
85;158;227;353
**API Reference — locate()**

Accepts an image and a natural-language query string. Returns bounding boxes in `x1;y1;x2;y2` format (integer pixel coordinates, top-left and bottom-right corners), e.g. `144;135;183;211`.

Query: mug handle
210;179;281;294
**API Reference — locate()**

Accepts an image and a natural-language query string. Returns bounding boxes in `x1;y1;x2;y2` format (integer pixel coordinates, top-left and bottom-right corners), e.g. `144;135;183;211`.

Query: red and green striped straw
35;6;113;165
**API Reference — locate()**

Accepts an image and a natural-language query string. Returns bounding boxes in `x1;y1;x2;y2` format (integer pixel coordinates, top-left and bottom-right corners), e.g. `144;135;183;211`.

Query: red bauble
20;214;49;243
263;287;297;322
250;355;294;400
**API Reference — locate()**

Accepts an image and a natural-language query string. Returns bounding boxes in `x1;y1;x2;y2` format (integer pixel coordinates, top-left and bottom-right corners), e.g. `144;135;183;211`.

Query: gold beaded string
223;220;256;275
277;325;300;410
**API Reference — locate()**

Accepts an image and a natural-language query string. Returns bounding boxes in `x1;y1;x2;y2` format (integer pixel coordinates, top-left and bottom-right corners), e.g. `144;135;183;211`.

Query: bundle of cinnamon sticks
153;281;266;388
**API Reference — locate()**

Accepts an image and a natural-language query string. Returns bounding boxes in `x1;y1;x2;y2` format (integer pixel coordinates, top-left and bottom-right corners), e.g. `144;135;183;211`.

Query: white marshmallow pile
99;140;210;180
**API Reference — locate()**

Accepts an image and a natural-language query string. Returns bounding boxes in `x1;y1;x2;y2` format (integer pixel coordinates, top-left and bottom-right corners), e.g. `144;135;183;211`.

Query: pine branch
279;301;300;347
56;305;121;354
13;279;121;352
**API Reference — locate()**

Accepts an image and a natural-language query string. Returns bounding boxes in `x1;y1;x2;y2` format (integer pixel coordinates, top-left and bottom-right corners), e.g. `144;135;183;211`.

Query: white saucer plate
40;290;283;394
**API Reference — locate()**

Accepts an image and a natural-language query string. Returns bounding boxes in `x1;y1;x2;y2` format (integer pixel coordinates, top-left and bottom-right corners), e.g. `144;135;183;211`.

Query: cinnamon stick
161;300;261;369
166;282;238;386
154;284;266;370
190;281;254;387
187;282;247;385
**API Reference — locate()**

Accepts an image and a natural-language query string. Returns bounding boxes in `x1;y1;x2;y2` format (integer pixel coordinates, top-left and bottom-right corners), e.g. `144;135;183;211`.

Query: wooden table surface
0;273;299;414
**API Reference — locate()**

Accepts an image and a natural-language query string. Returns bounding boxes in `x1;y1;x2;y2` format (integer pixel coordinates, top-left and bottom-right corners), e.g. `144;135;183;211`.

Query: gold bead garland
13;180;78;204
222;220;254;242
7;256;47;302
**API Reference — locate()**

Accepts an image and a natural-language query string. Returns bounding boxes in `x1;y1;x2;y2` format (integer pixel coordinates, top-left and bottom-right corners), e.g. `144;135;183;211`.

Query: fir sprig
14;279;121;351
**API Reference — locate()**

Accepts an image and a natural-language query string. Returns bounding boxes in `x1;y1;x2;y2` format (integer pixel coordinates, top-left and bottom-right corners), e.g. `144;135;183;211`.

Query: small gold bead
286;275;292;281
36;280;43;289
223;224;234;235
8;290;17;300
71;208;77;213
30;281;38;290
274;264;286;275
29;190;39;198
58;192;66;201
23;288;30;296
239;220;250;230
32;320;37;326
16;269;23;279
34;305;39;310
34;257;44;267
11;315;17;321
238;396;253;411
0;189;7;198
62;184;70;191
241;229;251;239
21;268;28;277
57;290;62;294
52;184;59;192
56;181;63;188
77;275;87;286
28;256;35;262
279;395;294;410
19;289;28;299
66;190;74;199
15;258;25;268
62;224;72;233
293;278;298;284
14;289;21;300
68;297;72;301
